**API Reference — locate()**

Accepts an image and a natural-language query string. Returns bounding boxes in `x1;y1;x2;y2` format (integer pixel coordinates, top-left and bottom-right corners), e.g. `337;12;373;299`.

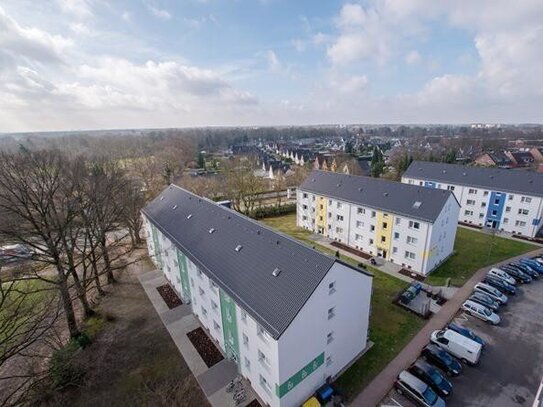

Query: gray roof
142;185;369;340
299;171;454;223
404;161;543;198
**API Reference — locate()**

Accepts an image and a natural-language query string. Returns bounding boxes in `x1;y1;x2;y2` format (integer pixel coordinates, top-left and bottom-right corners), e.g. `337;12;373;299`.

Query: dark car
500;265;532;284
447;323;485;347
409;359;453;398
468;292;500;312
421;344;462;377
510;263;539;279
483;275;516;295
521;259;543;274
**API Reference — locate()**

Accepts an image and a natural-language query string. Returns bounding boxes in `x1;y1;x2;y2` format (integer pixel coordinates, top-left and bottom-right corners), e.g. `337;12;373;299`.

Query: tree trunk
70;269;95;318
134;226;142;245
57;267;80;339
101;238;116;284
90;251;106;297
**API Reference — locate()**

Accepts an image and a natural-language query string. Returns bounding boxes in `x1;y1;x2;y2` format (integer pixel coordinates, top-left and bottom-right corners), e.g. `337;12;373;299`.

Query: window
370;225;375;232
258;349;269;365
521;196;532;203
355;233;362;241
406;236;418;245
508;194;514;201
201;306;208;318
464;210;474;216
408;221;420;230
302;193;308;199
405;251;416;260
337;202;342;209
328;212;332;218
394;232;400;240
468;188;477;194
213;320;220;331
380;236;386;243
257;325;270;341
466;199;475;205
320;204;324;210
481;202;486;208
244;357;251;371
503;218;509;224
483;191;489;196
492;210;497;216
329;281;336;295
326;356;333;366
327;331;334;344
312;195;315;201
302;204;308;210
447;185;455;191
518;209;529;215
209;280;218;291
356;220;364;228
515;220;527;227
336;215;344;221
382;222;388;229
369;238;374;245
211;300;218;311
328;307;335;320
505;206;511;212
335;227;343;233
302;215;307;221
319;216;323;222
392;247;398;254
371;211;376;218
199;287;205;296
197;269;203;279
357;207;365;214
243;333;249;346
241;310;247;323
395;217;401;225
259;374;271;392
479;213;485;219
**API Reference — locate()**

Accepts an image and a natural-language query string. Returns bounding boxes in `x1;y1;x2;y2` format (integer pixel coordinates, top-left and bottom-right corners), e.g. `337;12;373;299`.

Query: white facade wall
402;176;543;238
143;215;371;407
296;189;458;276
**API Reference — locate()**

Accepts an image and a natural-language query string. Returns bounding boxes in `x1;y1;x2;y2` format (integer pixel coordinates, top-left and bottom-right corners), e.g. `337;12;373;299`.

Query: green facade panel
150;224;163;269
176;249;191;301
219;289;240;365
275;352;324;398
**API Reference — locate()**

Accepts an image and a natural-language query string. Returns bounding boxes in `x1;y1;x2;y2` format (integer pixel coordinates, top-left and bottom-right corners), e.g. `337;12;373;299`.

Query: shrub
249;203;296;219
48;340;84;389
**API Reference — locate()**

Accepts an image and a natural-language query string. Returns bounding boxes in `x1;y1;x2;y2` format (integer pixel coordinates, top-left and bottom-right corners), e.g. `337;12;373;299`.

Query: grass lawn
425;227;537;286
261;214;425;399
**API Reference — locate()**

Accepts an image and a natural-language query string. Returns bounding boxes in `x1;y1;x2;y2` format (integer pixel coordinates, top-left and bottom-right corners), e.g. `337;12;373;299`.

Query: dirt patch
246;399;263;407
38;252;209;407
459;221;483;229
330;241;372;260
398;268;426;281
187;327;224;368
156;284;183;309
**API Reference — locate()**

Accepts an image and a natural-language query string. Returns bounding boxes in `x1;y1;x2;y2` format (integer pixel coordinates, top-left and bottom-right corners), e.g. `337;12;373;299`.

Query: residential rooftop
299;170;455;223
142;185;370;340
403;161;543;198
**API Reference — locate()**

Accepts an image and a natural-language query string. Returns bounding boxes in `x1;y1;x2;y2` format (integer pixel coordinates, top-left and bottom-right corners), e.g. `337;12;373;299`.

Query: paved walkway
350;246;543;407
459;224;543;247
138;270;261;407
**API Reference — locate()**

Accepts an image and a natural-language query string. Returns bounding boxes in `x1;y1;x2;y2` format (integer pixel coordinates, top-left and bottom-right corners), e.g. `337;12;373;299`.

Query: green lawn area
425;227;537;286
261;214;425;399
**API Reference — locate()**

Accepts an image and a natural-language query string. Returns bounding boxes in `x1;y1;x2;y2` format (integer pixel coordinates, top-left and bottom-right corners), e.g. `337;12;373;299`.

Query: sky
1;0;543;132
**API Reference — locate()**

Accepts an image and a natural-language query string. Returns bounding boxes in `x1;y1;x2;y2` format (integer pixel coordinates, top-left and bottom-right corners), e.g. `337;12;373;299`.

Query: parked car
483;275;516;295
520;258;543;274
421;344;463;377
533;256;543;266
473;282;508;305
462;300;501;325
408;360;453;398
510;262;540;279
499;265;532;284
395;371;446;407
0;244;33;264
468;291;500;312
430;329;482;365
447;323;486;347
488;268;516;285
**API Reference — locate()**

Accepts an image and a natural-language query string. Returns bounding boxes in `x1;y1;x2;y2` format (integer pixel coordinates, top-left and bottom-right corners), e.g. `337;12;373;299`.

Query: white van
430;329;482;365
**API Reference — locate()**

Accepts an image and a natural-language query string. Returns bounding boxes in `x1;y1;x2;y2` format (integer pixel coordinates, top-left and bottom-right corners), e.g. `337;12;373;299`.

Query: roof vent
463;172;467;176
489;175;494;179
160;196;164;201
209;228;215;234
336;183;341;187
383;192;389;197
187;214;193;219
413;201;422;209
442;170;446;174
235;245;243;252
311;178;316;182
172;205;177;210
358;187;363;192
257;230;261;235
272;268;281;277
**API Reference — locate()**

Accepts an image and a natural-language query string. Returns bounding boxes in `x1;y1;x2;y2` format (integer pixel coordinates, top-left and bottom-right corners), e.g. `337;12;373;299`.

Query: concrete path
350;247;543;407
138;270;261;407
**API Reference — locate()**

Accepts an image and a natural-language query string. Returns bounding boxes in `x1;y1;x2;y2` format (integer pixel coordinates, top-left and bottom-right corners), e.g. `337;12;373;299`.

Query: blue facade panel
485;191;506;228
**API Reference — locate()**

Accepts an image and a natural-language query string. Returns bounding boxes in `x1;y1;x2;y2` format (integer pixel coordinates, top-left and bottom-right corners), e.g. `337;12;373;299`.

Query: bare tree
120;180;146;248
224;158;264;215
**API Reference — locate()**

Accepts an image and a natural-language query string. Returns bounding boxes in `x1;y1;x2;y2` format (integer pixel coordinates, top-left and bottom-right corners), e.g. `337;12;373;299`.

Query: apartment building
297;171;460;276
402;161;543;238
142;185;373;407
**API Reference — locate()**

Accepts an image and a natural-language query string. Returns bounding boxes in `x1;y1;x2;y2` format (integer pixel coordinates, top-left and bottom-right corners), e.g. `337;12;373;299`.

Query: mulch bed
187;327;224;368
156;284;183;309
459;221;483;229
246;400;262;407
513;234;543;244
330;241;372;259
399;268;426;282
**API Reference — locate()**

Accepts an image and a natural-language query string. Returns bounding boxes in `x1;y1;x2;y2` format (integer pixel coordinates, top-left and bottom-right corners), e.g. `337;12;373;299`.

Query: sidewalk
138;269;261;407
350;247;543;407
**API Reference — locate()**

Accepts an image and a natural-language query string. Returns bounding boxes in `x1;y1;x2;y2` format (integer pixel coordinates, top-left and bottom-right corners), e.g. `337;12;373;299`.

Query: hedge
249;203;297;219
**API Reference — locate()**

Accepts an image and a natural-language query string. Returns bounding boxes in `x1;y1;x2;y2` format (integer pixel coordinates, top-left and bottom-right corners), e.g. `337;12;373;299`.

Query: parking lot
382;265;543;407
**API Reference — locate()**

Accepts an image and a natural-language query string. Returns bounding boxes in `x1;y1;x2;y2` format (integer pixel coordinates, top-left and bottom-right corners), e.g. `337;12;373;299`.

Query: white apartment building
297;171;460;276
142;185;373;407
402;161;543;238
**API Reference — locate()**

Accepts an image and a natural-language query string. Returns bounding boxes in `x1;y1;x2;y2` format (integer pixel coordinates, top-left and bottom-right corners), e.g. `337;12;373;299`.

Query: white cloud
265;50;281;73
121;11;131;22
55;0;93;19
405;50;421;65
147;5;172;20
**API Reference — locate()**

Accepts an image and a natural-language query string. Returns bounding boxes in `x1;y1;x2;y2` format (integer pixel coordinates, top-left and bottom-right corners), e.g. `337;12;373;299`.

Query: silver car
473;282;508;305
462;300;501;325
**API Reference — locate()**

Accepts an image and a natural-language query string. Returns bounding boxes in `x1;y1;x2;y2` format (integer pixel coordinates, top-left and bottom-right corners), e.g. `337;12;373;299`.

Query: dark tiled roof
404;161;543;197
142;185;369;339
299;171;454;223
